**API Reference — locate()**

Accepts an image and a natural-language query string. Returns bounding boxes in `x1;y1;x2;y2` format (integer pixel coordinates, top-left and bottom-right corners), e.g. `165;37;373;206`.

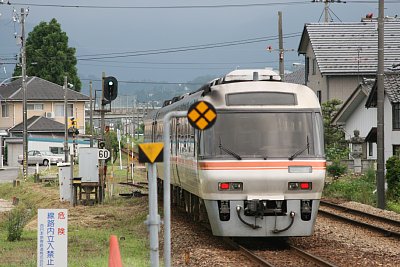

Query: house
333;71;400;167
6;116;90;167
298;17;400;104
0;76;90;166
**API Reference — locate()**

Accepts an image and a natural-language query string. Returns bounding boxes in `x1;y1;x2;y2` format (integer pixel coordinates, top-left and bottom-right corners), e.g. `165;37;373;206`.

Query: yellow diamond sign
138;143;164;163
187;101;217;130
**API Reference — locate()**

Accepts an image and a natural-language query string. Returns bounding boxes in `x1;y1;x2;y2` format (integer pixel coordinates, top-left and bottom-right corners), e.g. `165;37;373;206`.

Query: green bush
6;204;33;241
324;170;376;205
385;156;400;199
327;160;347;177
387;201;400;213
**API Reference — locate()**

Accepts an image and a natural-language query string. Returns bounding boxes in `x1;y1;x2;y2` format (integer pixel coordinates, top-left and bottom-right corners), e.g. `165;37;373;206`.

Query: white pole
117;129;122;170
147;163;159;266
163;110;187;267
131;138;135;184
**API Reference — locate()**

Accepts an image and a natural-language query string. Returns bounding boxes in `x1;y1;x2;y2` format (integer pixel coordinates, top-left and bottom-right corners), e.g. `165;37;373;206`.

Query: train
144;69;326;237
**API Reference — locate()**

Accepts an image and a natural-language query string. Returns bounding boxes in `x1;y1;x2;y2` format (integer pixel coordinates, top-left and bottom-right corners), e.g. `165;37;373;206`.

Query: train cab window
201;111;323;160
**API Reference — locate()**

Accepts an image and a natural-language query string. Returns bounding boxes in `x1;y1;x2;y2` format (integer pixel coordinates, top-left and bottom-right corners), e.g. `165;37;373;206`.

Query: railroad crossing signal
187;101;217;130
138;143;164;163
103;76;118;102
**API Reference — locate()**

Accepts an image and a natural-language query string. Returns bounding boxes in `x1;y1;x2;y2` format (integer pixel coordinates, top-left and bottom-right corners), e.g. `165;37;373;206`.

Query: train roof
159;69;320;111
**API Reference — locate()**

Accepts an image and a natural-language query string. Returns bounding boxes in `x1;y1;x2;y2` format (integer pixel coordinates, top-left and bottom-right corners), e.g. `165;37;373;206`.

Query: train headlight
288;182;312;190
218;182;243;191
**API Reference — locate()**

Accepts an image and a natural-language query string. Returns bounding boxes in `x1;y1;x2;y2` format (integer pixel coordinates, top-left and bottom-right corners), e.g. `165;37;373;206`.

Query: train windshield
201;111;324;159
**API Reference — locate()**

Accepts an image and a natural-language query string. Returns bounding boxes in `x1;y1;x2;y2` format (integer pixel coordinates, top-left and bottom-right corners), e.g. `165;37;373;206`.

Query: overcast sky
1;0;399;89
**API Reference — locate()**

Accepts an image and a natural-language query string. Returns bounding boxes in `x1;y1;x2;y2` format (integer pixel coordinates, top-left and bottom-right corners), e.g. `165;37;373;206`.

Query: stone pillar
350;130;364;173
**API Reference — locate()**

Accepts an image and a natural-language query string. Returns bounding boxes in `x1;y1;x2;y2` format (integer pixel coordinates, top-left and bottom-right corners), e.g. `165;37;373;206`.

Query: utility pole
21;8;28;180
64;76;69;162
278;11;284;81
89;81;94;148
311;0;346;23
376;0;385;209
324;0;329;23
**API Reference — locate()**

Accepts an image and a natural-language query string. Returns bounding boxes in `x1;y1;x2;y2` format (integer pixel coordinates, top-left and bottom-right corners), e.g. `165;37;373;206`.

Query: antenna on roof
311;0;346;23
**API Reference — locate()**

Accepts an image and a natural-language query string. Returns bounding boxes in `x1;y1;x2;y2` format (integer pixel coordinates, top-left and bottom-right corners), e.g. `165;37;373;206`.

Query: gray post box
58;162;71;202
79;147;99;183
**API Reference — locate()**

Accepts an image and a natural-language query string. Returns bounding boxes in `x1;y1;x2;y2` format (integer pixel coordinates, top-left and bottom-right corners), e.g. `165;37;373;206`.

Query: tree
322;99;349;176
322;99;348;160
13;18;81;91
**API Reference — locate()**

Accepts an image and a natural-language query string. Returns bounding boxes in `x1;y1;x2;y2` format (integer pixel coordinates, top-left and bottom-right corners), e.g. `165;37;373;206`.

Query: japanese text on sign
37;209;68;267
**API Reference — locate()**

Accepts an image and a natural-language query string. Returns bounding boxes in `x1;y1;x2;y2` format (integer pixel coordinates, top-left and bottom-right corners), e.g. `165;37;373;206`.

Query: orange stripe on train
199;161;326;170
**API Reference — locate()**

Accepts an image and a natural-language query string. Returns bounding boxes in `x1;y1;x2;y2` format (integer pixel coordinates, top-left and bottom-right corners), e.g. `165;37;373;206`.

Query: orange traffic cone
108;235;123;267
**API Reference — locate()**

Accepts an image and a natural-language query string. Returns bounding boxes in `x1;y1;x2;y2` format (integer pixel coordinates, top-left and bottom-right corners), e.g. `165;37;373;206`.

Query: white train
144;69;326;237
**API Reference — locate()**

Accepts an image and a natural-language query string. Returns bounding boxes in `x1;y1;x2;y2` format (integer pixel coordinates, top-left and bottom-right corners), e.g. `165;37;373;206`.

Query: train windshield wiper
218;139;242;160
288;136;310;160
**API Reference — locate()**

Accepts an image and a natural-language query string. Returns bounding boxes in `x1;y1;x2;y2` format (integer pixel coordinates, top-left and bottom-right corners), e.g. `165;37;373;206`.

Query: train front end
198;74;326;237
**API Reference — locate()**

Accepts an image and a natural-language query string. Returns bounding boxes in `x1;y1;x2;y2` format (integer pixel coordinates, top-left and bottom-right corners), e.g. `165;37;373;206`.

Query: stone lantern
350;130;364;173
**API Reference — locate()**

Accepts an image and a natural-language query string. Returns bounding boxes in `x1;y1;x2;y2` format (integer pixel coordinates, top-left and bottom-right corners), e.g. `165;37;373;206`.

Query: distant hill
78;74;217;106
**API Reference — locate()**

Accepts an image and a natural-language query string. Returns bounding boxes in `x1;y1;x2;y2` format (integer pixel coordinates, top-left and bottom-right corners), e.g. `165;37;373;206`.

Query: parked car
17;150;64;166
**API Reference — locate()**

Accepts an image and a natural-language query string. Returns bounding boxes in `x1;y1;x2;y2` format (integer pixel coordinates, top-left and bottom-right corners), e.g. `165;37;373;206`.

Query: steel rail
320;200;400;227
222;238;276;267
318;209;400;238
289;245;337;267
223;238;338;267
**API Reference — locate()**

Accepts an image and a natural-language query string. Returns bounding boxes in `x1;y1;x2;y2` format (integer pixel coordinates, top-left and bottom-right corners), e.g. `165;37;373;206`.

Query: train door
171;117;180;186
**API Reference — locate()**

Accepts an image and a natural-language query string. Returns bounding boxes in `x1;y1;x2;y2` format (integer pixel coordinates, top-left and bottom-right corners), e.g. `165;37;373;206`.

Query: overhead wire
77;33;301;61
1;1;312;9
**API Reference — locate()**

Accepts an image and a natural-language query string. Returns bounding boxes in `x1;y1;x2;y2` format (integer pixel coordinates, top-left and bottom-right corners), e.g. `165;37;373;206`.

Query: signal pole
99;72;106;203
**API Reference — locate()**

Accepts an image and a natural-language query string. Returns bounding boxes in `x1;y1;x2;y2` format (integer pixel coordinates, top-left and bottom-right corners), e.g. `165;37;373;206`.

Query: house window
305;57;310;82
1;103;9;117
312;58;317;75
392;103;400;130
50;147;63;154
368;142;373;156
393;145;400;156
54;103;73;117
316;90;322;103
27;103;43;110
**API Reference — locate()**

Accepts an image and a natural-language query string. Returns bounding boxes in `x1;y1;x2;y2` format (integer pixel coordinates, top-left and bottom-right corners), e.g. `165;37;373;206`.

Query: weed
5;204;34;241
324;170;376;205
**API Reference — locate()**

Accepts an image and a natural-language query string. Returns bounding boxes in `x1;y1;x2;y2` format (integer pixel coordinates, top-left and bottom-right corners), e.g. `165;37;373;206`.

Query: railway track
223;238;337;267
319;200;400;238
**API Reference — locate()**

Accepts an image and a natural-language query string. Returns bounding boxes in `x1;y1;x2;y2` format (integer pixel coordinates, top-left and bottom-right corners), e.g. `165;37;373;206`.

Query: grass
0;163;150;267
323;168;400;212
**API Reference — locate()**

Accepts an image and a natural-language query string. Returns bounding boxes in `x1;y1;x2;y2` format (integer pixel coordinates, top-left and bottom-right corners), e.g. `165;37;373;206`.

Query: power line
1;1;311;9
2;0;397;9
77;35;282;58
80;78;203;86
77;33;301;60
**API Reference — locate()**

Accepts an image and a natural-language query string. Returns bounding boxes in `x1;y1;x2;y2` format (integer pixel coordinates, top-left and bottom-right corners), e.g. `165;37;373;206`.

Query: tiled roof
333;78;373;125
366;71;400;107
0;76;89;101
298;19;400;75
384;71;400;103
284;67;305;85
9;116;65;133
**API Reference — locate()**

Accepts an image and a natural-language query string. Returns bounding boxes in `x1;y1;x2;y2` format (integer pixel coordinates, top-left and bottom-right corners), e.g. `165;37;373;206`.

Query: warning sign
138;143;164;163
187;101;217;130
